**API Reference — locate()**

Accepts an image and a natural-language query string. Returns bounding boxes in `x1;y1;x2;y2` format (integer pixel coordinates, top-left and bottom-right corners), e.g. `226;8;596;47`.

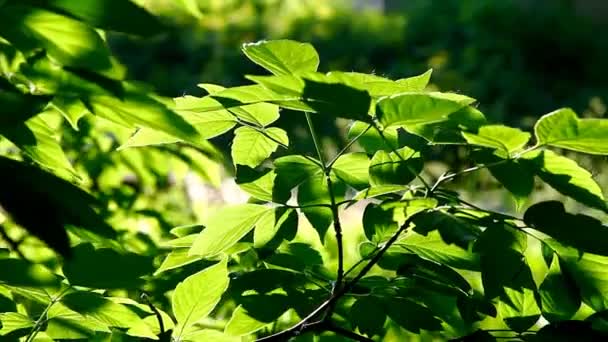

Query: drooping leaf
62;243;154;289
172;260;229;337
350;296;386;337
189;204;270;258
231;126;288;168
539;256;581;322
331;152;370;190
524;201;608;256
43;0;164;37
0;258;60;287
377;92;476;128
369;147;423;186
535;108;608;155
0;157;115;257
51;96;89;130
407;105;487;144
242;40;319;76
521;149;607;211
462;125;530;157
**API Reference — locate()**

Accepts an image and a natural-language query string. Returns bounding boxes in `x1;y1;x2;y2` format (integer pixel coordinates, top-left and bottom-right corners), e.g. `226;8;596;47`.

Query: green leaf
51;96;89;130
189;204;270;258
539;256;581;322
396;69;433;90
0;79;50;126
242;40;319;76
172;260;229;337
475;151;534;210
498;272;541;333
462;125;530;157
0;5;112;71
394;231;480;270
231;126;288;168
61;292;150;330
0;113;77;179
385;298;443;333
412;210;481;249
43;0;163;37
524;201;608;256
0;157;115;257
235;166;276;202
253;208;297;249
45;303;111;339
406;105;487;144
154;249;203;275
348;121;399;153
89;91;200;144
377;92;475;128
481;249;526;299
121;107;236;148
225;294;290;336
395;253;472;295
62;243;154;289
298;174;346;240
331;152;370;190
363;203;398;243
521;150;606;211
0;258;60;287
273;155;323;203
247;73;372;121
535;108;608;155
0;312;33;336
369;147;423;186
350;296;386;337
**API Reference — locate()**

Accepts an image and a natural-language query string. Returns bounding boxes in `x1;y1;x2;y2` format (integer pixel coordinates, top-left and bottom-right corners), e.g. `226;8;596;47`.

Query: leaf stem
305;112;327;170
326;123;372;168
25;287;70;342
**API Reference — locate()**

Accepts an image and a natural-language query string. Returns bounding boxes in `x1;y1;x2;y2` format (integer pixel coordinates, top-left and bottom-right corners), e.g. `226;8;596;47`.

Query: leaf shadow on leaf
301;79;372;121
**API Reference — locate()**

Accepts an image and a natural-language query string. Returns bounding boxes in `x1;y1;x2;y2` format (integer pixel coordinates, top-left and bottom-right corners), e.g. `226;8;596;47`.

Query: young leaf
172;260;229;337
189;204;270;258
231;126;288;168
369;147;423;186
539;256;581;322
363;203;398;243
535;108;608;155
377;92;476;128
331;152;370;190
51;96;89;130
396;69;433;90
524;201;608;256
521;150;607;211
462;125;530;157
242;40;319;76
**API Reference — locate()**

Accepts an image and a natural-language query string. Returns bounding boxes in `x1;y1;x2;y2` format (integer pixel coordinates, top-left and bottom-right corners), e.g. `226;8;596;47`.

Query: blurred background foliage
116;0;608;127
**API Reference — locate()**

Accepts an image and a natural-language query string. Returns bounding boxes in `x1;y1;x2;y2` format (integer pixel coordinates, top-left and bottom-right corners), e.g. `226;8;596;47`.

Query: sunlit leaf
462;125;530;157
231;126;288;168
242;40;319;76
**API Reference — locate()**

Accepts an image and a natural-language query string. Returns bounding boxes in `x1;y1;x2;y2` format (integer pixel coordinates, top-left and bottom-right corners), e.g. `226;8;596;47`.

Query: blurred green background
113;0;607;128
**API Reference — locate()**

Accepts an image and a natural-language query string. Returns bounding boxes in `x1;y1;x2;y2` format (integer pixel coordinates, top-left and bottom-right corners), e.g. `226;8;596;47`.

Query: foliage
1;2;608;341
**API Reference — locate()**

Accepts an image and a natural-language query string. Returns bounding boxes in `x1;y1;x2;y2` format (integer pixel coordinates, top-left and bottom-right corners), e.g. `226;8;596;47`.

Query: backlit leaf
242;40;319;76
231;126;288;168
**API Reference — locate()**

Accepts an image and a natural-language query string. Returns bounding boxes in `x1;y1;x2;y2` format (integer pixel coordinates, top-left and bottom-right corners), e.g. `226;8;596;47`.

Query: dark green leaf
363;203;398;243
385;298;443;333
348;121;399;154
524;201;608;255
0;258;60;287
62;243;154;289
413;210;481;249
369;147;423;186
350;296;386;337
539;256;580;322
225;294;290;336
521;150;606;211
